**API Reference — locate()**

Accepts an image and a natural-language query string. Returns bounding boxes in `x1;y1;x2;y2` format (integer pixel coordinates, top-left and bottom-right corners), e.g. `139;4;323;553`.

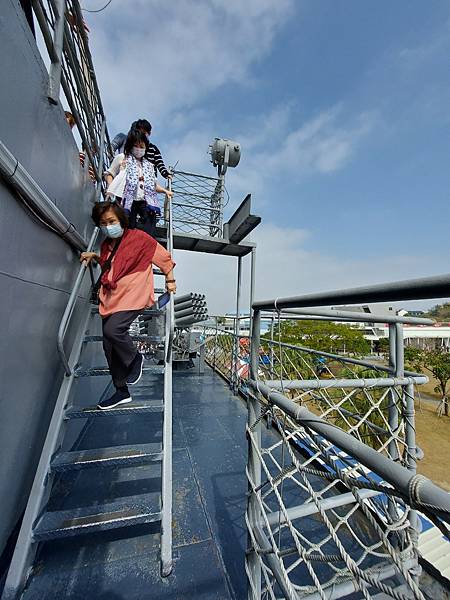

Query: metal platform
173;230;255;257
154;188;260;257
154;226;256;257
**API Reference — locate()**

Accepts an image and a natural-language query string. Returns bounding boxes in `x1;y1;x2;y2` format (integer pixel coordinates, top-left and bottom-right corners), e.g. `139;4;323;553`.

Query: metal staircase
1;203;175;599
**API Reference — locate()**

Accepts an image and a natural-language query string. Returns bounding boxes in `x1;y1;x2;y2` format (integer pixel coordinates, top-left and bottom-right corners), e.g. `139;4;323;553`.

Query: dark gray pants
102;310;141;389
128;201;158;238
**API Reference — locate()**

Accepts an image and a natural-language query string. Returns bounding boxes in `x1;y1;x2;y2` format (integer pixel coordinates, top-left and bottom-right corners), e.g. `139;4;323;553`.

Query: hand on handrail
80;251;98;267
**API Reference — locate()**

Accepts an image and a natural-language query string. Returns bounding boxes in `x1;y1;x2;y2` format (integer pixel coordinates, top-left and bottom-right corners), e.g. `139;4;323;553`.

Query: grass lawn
415;399;450;491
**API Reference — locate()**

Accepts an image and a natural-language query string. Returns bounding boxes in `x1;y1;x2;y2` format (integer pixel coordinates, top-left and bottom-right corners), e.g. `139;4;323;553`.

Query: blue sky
82;0;450;313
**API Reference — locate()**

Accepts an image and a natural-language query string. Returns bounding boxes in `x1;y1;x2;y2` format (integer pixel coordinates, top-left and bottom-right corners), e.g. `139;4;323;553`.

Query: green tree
425;303;450;321
264;319;370;356
377;338;389;355
421;349;450;416
404;346;423;371
405;346;450;417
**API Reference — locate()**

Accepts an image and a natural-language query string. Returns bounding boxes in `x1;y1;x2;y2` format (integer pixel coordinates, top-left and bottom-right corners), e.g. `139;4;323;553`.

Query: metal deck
20;366;249;600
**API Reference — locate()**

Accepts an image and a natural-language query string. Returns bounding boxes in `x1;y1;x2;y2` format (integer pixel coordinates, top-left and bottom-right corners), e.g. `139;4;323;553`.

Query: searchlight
209;138;241;176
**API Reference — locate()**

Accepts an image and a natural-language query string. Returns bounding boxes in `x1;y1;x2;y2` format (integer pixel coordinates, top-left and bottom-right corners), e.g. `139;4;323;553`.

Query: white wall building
332;305;450;351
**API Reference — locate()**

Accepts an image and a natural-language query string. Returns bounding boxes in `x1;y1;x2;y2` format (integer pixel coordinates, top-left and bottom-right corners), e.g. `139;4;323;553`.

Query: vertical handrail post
213;317;218;371
270;314;275;379
214;173;224;237
249;248;256;338
396;324;420;582
247;308;262;598
388;325;401;485
387;324;400;528
394;323;420;581
161;176;174;577
233;256;242;392
404;382;420;583
47;0;66;104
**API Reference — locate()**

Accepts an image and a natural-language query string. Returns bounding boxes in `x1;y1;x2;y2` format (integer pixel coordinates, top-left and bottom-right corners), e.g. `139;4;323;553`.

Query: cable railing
201;277;450;599
170;169;224;237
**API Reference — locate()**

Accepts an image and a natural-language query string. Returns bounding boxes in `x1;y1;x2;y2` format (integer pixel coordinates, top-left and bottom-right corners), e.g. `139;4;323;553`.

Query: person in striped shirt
111;119;171;181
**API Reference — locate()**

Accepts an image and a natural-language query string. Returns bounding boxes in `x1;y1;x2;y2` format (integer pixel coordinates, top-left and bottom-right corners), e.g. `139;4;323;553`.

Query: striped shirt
110;133;169;179
145;143;169;179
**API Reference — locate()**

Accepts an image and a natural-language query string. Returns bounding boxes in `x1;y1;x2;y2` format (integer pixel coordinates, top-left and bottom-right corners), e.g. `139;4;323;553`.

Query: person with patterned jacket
110;118;171;181
104;129;172;237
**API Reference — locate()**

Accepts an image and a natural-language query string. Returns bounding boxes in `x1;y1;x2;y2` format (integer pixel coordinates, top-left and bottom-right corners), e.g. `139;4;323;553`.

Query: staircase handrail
161;175;174;576
57;118;107;375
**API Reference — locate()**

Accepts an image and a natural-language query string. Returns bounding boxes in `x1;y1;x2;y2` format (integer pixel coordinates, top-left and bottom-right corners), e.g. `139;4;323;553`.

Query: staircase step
83;335;164;343
91;306;162;316
51;443;162;472
65;400;163;419
74;365;164;377
33;493;161;541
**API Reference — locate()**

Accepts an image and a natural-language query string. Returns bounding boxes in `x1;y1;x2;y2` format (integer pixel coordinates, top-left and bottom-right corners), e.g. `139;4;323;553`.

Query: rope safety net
203;312;434;600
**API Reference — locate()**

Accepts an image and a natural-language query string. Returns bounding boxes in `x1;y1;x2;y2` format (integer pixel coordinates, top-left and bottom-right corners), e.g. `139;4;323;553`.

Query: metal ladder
1;204;175;599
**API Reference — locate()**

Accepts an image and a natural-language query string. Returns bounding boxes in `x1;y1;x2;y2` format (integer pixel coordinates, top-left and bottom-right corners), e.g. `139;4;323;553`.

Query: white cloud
397;21;450;69
86;0;294;131
256;107;377;175
173;222;449;315
219;105;378;215
161;103;378;220
80;2;450;316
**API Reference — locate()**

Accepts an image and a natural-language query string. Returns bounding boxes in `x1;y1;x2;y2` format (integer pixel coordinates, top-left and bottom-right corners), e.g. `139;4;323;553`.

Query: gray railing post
249;248;256;338
218;174;224;236
388;324;400;463
270;315;275;378
395;323;404;378
213;318;218;371
161;175;174;577
247;308;262;598
387;324;404;547
47;0;66;104
233;256;242;393
404;382;420;583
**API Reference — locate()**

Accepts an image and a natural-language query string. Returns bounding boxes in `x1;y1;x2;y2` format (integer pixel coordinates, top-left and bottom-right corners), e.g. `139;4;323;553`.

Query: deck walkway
22;366;248;600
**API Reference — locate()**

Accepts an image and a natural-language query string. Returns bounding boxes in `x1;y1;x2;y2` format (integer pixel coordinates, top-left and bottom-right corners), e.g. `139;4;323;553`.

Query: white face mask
101;223;123;238
132;146;145;159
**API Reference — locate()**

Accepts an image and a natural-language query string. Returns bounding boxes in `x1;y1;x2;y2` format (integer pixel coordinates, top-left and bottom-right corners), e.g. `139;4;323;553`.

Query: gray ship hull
0;0;95;559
